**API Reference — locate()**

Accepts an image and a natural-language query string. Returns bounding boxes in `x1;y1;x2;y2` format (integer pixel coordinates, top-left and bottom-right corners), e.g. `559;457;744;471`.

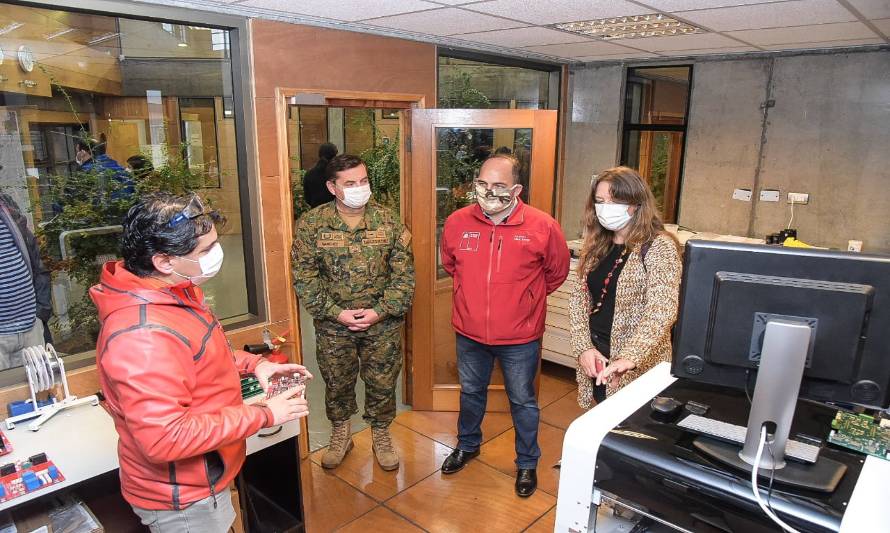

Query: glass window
0;4;254;373
434;127;533;280
620;66;692;223
438;55;559;110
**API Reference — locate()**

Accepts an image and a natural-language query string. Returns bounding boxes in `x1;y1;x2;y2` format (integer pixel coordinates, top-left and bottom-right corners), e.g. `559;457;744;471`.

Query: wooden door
407;109;558;411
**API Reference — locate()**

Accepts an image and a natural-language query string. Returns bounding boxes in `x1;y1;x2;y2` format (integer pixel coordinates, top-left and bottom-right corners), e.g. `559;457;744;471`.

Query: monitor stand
695;319;847;493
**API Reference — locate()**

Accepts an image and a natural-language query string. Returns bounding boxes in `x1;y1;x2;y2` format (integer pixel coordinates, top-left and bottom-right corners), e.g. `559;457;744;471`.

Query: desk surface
0;397;298;512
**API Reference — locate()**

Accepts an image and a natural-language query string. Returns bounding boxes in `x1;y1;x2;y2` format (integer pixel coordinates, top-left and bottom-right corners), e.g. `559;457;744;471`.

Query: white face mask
173;242;224;283
595;203;633;231
340;184;372;209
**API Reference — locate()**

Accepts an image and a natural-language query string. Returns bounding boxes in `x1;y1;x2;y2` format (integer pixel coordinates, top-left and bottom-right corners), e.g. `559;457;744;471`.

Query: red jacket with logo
440;200;570;345
90;261;273;510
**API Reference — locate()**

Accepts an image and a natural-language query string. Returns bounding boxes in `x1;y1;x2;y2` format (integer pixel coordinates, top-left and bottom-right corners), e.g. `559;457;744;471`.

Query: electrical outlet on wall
787;192;809;204
732;188;752;201
760;189;780;202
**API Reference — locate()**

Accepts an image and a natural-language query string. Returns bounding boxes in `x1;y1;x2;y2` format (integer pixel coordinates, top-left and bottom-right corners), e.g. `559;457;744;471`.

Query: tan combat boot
371;426;399;471
321;420;353;469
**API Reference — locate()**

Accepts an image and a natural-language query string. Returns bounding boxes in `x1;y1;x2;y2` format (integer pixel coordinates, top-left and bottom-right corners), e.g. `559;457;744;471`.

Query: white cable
787;198;795;230
752;425;802;533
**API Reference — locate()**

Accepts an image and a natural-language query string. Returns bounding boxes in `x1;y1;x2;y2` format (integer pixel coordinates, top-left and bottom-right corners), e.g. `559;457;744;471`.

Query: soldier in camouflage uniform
291;154;415;471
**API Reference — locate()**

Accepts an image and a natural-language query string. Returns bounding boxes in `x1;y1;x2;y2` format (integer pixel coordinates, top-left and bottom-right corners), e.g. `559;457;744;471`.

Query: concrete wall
560;65;623;239
678;59;769;236
562;49;890;252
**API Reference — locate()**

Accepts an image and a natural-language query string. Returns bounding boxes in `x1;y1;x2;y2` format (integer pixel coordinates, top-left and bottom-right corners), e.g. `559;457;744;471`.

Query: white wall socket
760;189;780;202
848;240;863;252
787;192;809;204
732;188;752;201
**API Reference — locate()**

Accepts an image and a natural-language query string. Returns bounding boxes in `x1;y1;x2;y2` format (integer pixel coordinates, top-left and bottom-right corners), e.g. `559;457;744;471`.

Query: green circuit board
827;411;890;461
241;376;264;400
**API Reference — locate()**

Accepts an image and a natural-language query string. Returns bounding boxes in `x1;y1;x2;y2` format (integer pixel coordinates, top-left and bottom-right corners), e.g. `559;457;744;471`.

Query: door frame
408;109;559;411
274;88;425;456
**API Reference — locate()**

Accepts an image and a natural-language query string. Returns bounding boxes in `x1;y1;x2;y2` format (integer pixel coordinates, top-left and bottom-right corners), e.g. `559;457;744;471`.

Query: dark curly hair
121;192;225;276
325;154;365;182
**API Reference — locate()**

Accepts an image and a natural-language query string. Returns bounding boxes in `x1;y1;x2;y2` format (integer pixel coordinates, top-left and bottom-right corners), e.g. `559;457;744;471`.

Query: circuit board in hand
828;410;890;460
241;376;263;400
265;374;307;400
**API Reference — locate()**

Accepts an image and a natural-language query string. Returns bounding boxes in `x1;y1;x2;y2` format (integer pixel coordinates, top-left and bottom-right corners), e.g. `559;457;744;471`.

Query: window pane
0;5;252;368
438;56;555;110
624;66;691;125
622;129;684;223
434;127;532;280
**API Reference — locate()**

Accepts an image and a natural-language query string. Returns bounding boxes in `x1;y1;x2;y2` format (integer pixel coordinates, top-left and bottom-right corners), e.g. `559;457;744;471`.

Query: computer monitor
672;240;890;487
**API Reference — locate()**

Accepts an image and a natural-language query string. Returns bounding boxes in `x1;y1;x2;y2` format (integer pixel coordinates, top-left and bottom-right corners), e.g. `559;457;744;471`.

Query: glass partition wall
0;2;257;379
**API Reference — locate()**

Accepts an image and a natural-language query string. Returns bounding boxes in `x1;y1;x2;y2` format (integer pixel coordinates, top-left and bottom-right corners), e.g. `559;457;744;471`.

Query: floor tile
524;506;556;532
310;424;453;501
541;390;587;430
538;373;577;408
336;505;424;532
300;459;377;532
479;422;566;496
394;409;514;448
387;460;554;533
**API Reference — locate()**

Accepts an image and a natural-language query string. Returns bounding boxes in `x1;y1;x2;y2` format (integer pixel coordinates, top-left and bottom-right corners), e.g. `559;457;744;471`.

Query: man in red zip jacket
439;154;570;497
91;193;311;531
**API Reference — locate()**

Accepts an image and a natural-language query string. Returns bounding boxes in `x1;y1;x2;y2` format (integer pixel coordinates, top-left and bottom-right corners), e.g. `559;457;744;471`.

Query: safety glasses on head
167;194;208;228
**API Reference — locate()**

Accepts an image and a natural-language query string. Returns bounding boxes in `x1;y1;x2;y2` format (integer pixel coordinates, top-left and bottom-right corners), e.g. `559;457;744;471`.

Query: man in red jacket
91;193;310;532
439;154;570;497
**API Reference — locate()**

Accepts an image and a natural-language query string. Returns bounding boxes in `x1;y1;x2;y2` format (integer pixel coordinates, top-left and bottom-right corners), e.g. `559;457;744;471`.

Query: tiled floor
301;362;587;532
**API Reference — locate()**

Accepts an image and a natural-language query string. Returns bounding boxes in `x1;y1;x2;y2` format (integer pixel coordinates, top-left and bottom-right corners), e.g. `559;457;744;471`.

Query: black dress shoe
515;468;537;497
441;449;479;474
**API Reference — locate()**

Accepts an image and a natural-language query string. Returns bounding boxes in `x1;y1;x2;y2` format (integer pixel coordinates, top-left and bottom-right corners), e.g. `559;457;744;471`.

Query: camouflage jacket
291;201;415;334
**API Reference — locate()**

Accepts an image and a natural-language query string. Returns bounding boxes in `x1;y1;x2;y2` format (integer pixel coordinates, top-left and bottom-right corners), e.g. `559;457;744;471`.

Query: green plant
438;72;492;109
362;132;400;214
290;163;309;220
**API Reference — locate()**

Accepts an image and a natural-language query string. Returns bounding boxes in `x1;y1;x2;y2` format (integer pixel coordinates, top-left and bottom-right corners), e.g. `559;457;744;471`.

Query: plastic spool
22;345;60;393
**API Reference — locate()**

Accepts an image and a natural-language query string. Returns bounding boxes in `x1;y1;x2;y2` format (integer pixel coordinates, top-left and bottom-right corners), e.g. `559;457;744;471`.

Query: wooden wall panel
250;20;436;105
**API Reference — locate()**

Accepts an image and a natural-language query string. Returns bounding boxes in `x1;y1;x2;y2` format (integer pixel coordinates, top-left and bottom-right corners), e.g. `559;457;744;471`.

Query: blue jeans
455;334;541;469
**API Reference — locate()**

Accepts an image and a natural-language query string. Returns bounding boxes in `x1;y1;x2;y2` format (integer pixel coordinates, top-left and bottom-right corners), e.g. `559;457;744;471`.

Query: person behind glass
569;167;681;408
91;193;311;532
126;154;158;181
302;142;338;208
439;154;570;497
75;137;135;200
0;192;52;370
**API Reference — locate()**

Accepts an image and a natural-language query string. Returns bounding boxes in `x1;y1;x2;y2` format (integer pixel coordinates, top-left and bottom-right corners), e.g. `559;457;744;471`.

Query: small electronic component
266;373;308;400
0;430;11;456
29;453;47;465
828;410;890;460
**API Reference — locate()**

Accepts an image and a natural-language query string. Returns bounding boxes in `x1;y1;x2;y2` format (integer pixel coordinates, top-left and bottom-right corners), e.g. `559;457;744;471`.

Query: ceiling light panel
465;0;651;26
555;14;705;40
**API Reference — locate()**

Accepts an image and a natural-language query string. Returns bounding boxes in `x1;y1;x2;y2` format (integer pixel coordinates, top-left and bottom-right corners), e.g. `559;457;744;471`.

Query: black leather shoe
515;468;537;497
441;449;479;474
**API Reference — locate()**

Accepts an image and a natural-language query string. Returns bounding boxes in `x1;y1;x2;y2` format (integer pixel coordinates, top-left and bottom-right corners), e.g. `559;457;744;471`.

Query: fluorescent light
0;22;23;36
554;14;704;40
45;27;76;40
177;42;188;47
87;32;121;45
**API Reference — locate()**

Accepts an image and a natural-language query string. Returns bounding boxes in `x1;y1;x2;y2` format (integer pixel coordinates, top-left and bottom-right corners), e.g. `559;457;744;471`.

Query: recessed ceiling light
45;27;76;40
554;14;704;40
88;32;121;45
0;22;24;36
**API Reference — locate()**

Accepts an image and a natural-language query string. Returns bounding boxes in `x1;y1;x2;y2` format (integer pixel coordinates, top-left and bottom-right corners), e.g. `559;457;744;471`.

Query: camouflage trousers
315;324;403;428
